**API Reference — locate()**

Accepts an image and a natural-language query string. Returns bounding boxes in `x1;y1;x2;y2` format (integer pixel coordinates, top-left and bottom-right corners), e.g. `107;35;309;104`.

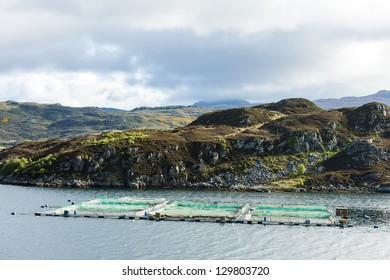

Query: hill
314;90;390;109
1;98;389;192
0;101;213;146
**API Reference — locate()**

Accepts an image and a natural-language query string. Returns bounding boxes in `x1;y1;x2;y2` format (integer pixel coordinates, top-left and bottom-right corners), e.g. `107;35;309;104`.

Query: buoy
374;225;379;229
44;205;48;208
11;212;16;215
67;199;71;202
71;202;75;205
40;205;45;208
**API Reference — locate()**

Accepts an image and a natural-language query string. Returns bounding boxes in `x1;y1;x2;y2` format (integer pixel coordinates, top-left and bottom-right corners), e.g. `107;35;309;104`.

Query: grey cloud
1;1;390;107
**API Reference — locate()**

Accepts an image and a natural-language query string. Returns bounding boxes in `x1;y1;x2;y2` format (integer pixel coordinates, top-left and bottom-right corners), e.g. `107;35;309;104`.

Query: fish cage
249;204;334;224
75;197;165;212
152;201;245;219
36;197;343;226
52;197;167;217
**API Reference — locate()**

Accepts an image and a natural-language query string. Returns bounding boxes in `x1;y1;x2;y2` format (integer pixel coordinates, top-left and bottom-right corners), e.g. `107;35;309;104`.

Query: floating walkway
35;197;350;227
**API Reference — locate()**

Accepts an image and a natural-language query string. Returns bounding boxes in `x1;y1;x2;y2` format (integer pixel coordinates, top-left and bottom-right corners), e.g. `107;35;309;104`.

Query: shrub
83;131;148;145
217;136;227;150
0;157;30;175
21;154;56;177
0;154;57;177
297;164;306;176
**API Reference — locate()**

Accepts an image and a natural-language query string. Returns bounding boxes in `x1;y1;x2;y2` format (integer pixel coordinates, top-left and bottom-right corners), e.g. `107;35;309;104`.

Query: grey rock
103;146;116;159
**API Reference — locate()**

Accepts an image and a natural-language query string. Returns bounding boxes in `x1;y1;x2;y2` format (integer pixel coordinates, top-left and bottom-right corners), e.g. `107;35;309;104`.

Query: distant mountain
3;89;390;147
193;99;259;109
131;105;190;112
314;90;390;109
0;101;213;146
99;107;128;112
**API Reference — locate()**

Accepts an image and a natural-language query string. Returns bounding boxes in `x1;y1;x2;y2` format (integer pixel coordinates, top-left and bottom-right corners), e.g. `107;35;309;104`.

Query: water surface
1;184;389;259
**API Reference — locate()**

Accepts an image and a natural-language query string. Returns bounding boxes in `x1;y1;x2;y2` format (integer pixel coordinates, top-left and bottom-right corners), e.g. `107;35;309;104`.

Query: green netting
70;197;164;212
160;206;238;218
96;198;162;206
251;210;331;219
77;203;148;212
158;202;242;218
251;205;331;219
57;197;334;220
255;205;328;212
175;201;241;210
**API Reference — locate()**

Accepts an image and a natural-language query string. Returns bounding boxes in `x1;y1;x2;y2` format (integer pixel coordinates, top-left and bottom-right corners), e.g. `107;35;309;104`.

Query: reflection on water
0;184;389;260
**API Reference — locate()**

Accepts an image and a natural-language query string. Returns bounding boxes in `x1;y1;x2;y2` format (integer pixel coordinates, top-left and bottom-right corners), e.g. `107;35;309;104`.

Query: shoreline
1;180;388;193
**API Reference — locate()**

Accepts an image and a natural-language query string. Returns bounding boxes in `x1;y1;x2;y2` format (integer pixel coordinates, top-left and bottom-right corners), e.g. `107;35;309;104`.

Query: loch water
1;184;389;260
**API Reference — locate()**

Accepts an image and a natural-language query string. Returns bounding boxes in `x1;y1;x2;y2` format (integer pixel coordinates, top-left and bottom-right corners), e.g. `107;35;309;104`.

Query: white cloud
0;70;178;109
83;38;122;59
241;38;390;101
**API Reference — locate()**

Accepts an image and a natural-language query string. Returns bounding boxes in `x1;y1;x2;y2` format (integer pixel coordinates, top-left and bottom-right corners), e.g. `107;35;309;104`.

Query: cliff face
1;98;389;192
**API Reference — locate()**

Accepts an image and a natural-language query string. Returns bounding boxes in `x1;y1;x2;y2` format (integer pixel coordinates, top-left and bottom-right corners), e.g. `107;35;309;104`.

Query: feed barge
34;197;351;227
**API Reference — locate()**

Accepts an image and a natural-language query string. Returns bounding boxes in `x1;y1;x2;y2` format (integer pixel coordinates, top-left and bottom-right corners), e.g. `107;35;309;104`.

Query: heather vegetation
0;101;213;146
1;98;389;192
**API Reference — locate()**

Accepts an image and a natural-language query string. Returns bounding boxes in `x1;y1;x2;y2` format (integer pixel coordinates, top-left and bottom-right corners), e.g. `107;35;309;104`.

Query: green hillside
0;101;213;146
1;98;389;192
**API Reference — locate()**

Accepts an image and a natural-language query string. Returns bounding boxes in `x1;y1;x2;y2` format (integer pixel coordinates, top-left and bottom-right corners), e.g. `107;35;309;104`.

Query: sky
1;0;390;110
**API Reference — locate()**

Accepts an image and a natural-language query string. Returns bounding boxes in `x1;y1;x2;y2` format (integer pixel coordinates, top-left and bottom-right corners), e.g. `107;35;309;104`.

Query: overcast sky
1;0;390;109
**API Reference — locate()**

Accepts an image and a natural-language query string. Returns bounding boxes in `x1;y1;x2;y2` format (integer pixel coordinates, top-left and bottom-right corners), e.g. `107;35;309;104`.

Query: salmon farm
35;197;350;227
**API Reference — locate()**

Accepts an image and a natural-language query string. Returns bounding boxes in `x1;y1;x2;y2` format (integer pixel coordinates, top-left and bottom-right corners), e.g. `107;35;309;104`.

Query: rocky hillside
1;98;389;192
0;101;213;146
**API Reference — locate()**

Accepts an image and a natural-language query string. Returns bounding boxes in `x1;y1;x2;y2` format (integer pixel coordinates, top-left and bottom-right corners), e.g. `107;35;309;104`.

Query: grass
0;101;213;146
269;177;306;188
83;131;149;146
0;157;30;175
217;136;227;150
0;154;56;177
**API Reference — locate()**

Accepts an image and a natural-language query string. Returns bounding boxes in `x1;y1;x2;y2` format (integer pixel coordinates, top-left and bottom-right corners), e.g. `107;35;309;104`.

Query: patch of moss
270;177;306;188
262;155;293;172
83;131;148;146
217;136;227;150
